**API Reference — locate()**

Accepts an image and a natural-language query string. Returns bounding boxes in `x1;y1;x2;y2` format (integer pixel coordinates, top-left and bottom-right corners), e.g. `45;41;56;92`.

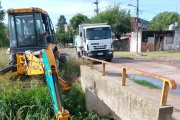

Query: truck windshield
86;27;111;40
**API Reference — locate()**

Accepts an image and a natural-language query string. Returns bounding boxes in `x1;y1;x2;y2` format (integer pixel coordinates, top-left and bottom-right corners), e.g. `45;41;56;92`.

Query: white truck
75;23;113;62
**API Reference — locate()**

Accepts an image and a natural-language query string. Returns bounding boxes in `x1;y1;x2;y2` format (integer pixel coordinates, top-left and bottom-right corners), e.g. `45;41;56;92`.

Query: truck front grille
93;45;107;50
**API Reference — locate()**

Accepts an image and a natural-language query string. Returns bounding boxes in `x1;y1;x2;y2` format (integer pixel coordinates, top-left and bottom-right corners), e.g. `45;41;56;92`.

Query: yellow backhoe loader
0;7;70;120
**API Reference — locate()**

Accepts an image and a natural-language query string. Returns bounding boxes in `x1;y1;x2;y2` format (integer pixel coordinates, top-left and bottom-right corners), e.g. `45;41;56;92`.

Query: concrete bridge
80;56;180;120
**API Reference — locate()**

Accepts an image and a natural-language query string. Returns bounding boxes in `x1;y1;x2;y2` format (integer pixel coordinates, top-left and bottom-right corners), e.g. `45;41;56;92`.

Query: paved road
112;58;180;86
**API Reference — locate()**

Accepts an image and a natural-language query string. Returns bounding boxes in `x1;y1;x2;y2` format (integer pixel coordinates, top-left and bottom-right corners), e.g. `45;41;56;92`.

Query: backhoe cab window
8;13;46;47
16;15;35;46
86;27;111;40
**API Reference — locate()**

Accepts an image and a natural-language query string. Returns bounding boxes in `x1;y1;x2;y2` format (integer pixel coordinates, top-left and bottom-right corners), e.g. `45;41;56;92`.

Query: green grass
0;48;9;69
59;56;81;85
0;51;108;120
0;80;109;120
132;79;159;89
0;83;55;120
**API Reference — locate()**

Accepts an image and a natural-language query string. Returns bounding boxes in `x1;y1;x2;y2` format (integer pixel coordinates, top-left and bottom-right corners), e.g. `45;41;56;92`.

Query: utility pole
136;0;139;55
93;0;99;16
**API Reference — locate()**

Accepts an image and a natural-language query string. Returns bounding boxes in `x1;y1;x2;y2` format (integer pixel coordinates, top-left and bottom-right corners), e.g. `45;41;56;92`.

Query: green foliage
0;9;9;47
62;82;86;118
90;5;131;37
62;82;109;120
70;13;89;34
148;12;180;30
0;2;9;47
59;57;81;84
0;53;108;119
55;15;74;46
132;79;159;89
55;29;74;46
56;15;67;33
68;5;131;39
0;80;108;119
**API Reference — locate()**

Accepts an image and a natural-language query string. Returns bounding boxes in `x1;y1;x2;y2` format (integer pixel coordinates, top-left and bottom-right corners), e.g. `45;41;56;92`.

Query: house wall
130;32;142;52
163;30;180;50
131;17;150;31
141;42;148;52
147;37;155;51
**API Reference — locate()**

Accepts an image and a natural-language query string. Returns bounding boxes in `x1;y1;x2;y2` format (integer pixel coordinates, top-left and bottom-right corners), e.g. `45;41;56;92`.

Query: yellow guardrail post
122;67;126;86
90;59;93;70
161;81;169;106
102;63;105;76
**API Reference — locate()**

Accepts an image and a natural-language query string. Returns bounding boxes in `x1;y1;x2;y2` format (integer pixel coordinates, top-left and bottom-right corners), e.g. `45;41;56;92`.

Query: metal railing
81;56;177;106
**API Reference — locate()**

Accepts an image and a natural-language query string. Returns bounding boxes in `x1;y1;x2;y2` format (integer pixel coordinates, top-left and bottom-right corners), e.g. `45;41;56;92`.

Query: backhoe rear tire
9;53;17;72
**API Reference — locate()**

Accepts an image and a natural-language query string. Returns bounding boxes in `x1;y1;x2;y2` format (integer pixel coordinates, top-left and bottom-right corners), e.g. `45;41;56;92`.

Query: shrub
59;57;81;84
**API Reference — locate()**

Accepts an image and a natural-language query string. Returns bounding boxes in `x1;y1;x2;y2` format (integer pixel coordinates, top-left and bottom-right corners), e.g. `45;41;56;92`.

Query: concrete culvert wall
80;66;173;120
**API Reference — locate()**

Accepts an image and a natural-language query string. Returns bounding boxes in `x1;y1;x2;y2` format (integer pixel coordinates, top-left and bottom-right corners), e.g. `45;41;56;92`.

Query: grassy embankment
0;48;109;120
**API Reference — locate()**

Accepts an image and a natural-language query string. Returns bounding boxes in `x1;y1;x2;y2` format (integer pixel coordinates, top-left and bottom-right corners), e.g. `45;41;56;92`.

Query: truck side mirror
80;32;82;37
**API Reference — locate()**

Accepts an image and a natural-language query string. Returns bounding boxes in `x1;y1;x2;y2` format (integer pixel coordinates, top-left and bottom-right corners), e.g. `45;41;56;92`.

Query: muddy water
128;74;180;94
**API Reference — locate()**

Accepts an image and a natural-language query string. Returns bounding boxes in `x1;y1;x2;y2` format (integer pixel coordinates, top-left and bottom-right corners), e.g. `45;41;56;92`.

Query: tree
90;4;131;39
70;13;89;34
148;12;180;31
0;2;8;47
56;15;67;33
55;25;74;46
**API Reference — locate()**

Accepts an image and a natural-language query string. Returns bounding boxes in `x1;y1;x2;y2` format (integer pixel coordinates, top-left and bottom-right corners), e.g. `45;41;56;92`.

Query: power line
50;0;134;19
139;4;178;6
50;3;113;19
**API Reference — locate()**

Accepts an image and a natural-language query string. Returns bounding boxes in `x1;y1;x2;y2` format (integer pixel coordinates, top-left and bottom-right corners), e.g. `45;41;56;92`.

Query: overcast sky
2;0;180;28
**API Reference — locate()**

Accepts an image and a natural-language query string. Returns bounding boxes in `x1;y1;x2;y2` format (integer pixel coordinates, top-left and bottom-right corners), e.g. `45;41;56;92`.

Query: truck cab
75;23;113;62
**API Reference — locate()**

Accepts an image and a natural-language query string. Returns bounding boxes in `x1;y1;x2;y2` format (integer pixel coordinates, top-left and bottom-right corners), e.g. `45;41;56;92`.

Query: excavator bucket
58;77;70;90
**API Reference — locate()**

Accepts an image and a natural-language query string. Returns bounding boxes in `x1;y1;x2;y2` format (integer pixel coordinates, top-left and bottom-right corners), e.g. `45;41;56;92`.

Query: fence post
160;81;169;106
102;63;105;76
90;59;93;69
122;67;126;86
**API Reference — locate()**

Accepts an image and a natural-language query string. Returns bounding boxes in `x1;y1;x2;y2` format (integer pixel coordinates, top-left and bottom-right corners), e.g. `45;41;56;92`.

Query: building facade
130;22;180;52
131;17;150;31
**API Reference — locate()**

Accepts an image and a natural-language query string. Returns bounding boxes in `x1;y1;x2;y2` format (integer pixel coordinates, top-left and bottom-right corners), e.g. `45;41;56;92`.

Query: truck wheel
9;53;17;72
77;51;81;58
106;59;112;62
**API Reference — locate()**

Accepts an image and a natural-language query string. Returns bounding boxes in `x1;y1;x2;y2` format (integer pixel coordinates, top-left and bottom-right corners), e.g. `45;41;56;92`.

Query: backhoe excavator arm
42;49;70;119
0;49;70;120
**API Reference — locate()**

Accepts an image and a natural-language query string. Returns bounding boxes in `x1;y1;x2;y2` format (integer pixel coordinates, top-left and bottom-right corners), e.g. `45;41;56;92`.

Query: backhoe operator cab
7;7;55;53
